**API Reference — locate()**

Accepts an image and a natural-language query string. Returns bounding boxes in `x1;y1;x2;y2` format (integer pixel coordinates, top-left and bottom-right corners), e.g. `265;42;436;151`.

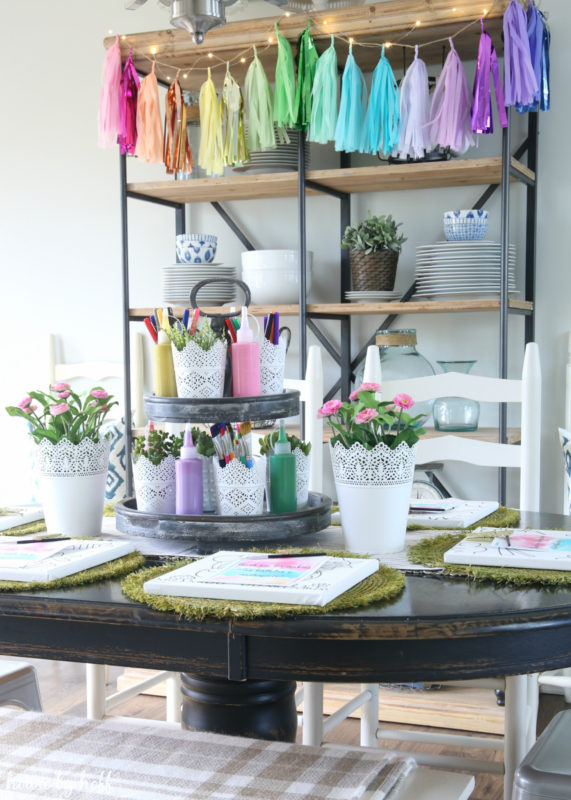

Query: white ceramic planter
133;454;176;515
293;448;311;508
259;338;287;396
330;440;417;555
36;437;111;537
171;339;226;399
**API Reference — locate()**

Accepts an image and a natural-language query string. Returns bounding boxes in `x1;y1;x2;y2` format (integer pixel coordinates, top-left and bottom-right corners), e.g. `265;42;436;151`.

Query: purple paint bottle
175;423;203;515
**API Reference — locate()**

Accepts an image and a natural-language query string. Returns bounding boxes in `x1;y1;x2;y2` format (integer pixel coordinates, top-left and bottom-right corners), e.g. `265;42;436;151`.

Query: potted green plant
341;212;407;292
132;428;183;514
319;383;426;554
259;432;312;508
5;384;117;536
166;317;227;399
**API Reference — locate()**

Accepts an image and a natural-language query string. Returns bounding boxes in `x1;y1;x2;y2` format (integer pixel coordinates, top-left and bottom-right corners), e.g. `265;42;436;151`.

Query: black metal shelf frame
119;112;538;503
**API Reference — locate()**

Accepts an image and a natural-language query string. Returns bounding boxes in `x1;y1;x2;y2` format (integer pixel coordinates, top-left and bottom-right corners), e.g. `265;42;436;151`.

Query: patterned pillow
559;428;571;515
101;418;128;502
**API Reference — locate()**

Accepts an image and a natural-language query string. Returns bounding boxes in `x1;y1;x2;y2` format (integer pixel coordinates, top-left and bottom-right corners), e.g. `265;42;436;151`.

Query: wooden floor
4;656;568;800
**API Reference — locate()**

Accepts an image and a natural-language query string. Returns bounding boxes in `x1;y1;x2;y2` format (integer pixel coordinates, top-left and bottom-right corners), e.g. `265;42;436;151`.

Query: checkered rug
0;709;414;799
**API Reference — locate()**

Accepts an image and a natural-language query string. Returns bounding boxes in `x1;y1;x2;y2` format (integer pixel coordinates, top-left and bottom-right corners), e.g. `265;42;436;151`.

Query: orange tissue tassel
164;73;193;175
135;61;164;164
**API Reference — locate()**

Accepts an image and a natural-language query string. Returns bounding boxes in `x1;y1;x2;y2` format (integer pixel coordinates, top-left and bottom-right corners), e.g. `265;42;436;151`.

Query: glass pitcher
433;360;480;432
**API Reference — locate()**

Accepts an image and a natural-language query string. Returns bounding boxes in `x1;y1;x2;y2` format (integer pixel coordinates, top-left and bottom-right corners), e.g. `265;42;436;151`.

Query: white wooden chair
304;342;542;800
46;333;182;723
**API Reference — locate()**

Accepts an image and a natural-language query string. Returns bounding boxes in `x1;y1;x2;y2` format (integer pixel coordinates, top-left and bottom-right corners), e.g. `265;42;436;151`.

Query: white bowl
241;252;313;304
241;249;313;272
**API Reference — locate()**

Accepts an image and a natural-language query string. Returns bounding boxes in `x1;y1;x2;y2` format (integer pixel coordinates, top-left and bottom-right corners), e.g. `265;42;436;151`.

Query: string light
122;0;501;80
183;73;188;78
284;11;291;16
107;29;114;35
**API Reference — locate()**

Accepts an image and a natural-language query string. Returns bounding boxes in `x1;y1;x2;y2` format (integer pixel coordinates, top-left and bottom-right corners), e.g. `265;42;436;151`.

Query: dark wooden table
0;511;570;742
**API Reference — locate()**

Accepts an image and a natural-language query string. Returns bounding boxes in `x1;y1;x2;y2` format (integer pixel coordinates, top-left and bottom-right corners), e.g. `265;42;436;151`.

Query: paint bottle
269;420;297;513
153;329;177;397
231;306;260;397
175;423;203;515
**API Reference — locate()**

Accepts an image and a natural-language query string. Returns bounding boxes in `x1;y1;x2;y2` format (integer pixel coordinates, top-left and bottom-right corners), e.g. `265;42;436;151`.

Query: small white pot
200;454;217;513
133;454;176;515
36;437;111;537
213;456;266;516
171;339;226;399
293;448;311;508
330;440;416;555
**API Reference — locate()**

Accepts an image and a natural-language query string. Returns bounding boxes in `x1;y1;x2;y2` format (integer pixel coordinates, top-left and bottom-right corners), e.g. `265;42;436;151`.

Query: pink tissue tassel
118;48;140;155
98;35;122;148
394;46;430;160
429;38;474;154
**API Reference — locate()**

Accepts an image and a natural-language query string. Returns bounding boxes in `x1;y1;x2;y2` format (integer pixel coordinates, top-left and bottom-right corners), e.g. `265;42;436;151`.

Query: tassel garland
360;45;400;157
394;46;430;160
334;43;367;153
273;23;297;131
135;62;164;164
503;0;539;108
472;19;507;134
117;48;140;155
429;39;474;154
221;65;249;166
308;36;338;145
294;22;319;131
164;73;193;175
199;68;224;177
516;1;550;113
243;46;276;152
98;35;122;149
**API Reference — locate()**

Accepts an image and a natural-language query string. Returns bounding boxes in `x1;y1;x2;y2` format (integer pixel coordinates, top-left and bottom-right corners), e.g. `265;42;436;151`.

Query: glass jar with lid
354;329;435;420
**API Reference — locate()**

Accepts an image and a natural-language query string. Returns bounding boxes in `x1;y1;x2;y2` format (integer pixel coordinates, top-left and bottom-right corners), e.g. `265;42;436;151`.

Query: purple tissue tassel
516;1;550;113
429;38;474;154
503;0;538;108
471;19;507;135
118;48;140;155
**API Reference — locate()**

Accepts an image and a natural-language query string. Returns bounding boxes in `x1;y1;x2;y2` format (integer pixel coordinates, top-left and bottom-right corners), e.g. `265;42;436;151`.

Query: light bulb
107;29;114;35
121;35;127;40
284;11;291;16
208;52;213;58
240;57;246;63
416;19;421;26
150;46;157;55
268;36;273;43
183;73;188;79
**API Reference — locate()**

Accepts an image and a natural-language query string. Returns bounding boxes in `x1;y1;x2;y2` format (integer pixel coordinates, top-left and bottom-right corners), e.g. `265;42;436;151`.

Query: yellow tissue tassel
199;68;224;177
221;65;250;167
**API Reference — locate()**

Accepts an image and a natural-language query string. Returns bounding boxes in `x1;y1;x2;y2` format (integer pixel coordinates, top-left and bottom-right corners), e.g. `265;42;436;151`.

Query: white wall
0;0;568;510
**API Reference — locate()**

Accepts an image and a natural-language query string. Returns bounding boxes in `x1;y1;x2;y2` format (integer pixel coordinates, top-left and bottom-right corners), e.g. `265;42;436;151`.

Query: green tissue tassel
273;23;296;130
294;21;318;131
244;45;275;152
308;35;338;144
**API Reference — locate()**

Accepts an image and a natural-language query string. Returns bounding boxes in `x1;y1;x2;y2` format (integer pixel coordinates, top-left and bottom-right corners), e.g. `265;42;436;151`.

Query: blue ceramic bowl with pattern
176;234;218;264
443;209;488;241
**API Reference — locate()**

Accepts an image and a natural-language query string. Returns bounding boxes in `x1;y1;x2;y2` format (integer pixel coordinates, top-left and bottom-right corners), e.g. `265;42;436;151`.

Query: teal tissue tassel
360;45;400;156
334;43;367;153
308;35;338;144
294;21;318;131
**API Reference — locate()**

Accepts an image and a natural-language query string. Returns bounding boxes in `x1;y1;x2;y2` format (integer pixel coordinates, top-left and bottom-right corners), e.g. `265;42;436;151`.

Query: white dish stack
162;264;238;305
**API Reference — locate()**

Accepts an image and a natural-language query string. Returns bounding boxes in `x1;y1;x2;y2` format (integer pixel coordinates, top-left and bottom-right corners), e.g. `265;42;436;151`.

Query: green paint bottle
269;420;297;514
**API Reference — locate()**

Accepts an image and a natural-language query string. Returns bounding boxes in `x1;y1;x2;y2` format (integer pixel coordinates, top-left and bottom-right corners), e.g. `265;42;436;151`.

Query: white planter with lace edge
36;437;111;537
330;440;417;554
133;454;176;515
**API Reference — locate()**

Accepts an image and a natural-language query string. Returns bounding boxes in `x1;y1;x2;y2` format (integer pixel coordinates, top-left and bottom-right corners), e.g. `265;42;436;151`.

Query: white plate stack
345;290;402;303
162;264;238;306
414;241;518;299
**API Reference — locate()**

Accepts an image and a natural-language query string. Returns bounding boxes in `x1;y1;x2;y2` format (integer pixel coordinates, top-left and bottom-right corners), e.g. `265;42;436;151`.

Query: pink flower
355;408;379;424
349;389;359;402
50;382;70;392
58;391;70;399
393;393;414;410
91;389;109;400
50;403;70;416
350;382;381;401
23;407;33;415
317;399;342;418
18;396;32;409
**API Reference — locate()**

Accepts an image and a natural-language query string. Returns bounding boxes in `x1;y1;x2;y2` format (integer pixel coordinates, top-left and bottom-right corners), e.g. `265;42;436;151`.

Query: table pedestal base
181;674;297;742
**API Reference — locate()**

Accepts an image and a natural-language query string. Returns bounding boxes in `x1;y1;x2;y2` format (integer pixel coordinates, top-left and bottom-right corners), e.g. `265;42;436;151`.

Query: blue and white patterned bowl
176;234;218;264
443;209;488;241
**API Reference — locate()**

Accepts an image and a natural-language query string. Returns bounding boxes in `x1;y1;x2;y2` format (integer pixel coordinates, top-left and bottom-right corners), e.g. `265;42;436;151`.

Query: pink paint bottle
231;306;260;397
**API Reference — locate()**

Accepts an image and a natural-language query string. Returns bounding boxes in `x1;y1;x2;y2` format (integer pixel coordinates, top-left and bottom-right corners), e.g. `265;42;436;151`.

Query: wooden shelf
106;0;507;91
127;157;533;205
130;299;533;321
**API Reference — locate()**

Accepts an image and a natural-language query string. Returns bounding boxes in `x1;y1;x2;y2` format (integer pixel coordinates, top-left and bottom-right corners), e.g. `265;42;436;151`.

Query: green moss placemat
409;533;571;588
331;505;520;531
0;520;47;537
0;551;145;593
121;549;405;620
